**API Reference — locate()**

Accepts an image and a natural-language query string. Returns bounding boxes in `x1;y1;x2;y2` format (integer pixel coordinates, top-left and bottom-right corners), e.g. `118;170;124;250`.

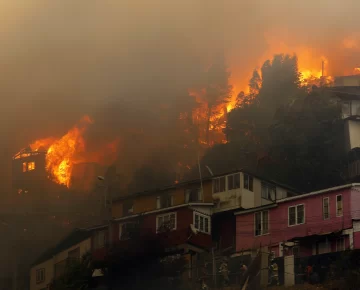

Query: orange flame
45;116;93;187
22;115;119;188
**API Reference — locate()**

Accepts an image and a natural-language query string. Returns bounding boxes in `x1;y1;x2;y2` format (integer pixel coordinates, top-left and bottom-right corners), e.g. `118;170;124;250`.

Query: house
90;169;299;262
91;178;214;263
30;229;92;290
210;170;299;251
329;76;360;180
234;184;360;257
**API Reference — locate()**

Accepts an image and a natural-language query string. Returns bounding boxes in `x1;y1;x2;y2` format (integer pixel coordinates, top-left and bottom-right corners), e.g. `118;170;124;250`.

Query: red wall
236;188;353;252
111;207;213;251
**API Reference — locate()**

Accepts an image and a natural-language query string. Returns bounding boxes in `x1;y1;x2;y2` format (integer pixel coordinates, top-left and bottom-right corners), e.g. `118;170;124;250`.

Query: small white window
336;237;345;251
288;204;305;226
323;197;329;220
193;212;211;234
156;212;176;233
243;174;253;191
336;195;343;216
261;182;276;200
227;173;240;190
213;177;226;193
254;211;269;236
36;268;45;284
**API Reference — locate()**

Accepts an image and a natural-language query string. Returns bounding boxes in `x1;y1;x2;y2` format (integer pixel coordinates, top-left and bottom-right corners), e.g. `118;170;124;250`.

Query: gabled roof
32;228;92;267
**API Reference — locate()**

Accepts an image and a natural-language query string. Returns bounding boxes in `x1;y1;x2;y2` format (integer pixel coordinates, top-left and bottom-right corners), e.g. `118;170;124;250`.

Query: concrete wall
236;188;353;252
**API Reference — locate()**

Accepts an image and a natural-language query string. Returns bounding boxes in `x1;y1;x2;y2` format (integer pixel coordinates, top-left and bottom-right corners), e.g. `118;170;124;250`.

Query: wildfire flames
20;116;119;188
189;35;360;148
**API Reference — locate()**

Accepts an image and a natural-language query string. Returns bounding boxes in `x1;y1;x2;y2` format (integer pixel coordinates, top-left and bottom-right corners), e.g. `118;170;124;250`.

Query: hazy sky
1;0;360;195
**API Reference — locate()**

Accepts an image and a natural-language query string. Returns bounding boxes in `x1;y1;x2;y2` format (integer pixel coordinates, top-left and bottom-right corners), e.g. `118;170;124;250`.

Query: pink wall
236;188;354;252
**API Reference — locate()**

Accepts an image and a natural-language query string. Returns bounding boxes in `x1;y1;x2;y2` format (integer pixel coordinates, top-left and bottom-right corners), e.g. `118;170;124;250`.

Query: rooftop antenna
197;153;204;197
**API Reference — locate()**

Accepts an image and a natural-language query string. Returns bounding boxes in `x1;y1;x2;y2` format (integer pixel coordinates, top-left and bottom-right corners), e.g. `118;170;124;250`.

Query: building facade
30;229;91;290
235;184;360;257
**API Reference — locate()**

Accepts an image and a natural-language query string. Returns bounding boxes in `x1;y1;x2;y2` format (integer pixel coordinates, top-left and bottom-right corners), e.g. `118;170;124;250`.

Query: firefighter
219;257;230;286
269;259;279;286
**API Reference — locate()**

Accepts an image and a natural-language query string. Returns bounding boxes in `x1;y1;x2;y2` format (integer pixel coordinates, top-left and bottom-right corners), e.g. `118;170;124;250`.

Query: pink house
235;184;360;257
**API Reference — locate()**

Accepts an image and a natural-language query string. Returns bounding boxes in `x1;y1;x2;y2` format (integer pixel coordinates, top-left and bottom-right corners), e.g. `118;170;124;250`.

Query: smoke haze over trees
1;0;360;199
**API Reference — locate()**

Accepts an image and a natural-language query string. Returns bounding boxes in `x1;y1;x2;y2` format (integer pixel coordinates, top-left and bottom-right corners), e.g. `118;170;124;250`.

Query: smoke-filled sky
1;0;360;199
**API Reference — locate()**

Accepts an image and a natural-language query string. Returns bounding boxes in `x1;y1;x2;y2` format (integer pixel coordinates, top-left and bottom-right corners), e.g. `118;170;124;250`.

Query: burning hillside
14;116;119;188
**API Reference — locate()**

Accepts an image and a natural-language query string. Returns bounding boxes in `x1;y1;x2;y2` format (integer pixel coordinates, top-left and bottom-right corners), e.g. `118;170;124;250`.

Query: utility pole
212;247;216;288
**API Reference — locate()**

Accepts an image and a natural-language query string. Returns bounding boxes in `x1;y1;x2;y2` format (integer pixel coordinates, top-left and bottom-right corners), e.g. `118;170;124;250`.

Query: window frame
227;173;241;190
193;212;211;234
119;221;138;240
342;100;352;118
336;194;343;217
185;188;202;203
27;161;35;171
288;204;305;227
323;197;330;220
213;176;226;193
156;212;177;233
243;174;253;191
254;210;269;236
36;268;45;284
261;182;276;200
122;200;134;216
22;162;27;172
336;237;345;252
156;194;174;209
93;230;106;249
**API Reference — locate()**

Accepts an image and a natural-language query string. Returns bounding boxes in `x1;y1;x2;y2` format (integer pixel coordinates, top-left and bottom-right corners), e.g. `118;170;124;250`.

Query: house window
93;230;106;249
336;195;343;216
36;268;45;284
54;260;67;279
68;247;80;263
22;162;27;172
213;177;226;193
342;101;351;118
244;174;253;191
227;173;240;190
122;200;134;216
119;222;138;240
156;212;176;233
193;212;211;234
156;194;174;209
336;237;345;251
288;204;305;226
185;188;202;203
27;161;35;171
261;182;276;200
323;197;329;220
254;211;269;236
